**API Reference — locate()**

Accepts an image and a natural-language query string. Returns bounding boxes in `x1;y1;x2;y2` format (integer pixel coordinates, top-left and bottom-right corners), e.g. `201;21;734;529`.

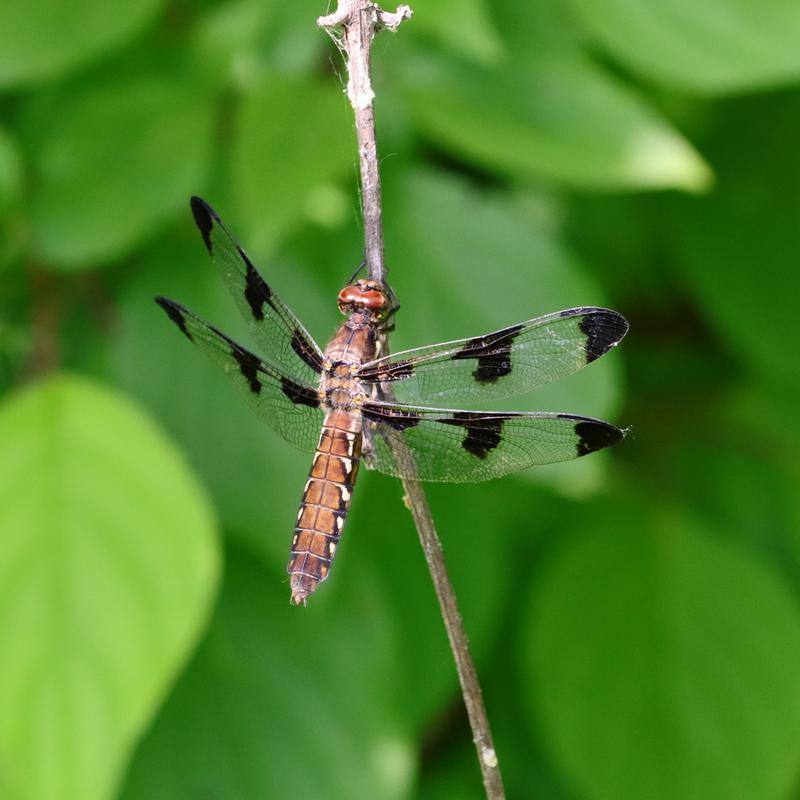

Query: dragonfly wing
357;307;628;405
190;196;324;382
156;297;323;452
361;401;625;483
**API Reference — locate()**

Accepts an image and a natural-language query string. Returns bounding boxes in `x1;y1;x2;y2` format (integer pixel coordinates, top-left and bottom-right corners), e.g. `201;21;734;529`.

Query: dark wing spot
441;412;505;459
561;308;629;364
560;415;626;456
190;196;215;254
451;324;524;384
362;404;421;431
242;250;273;321
231;345;262;394
155;297;193;341
291;328;323;373
281;377;320;408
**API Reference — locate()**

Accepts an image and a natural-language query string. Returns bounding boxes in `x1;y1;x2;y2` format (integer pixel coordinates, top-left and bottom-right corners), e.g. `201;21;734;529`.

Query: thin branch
401;478;505;798
318;1;410;286
318;4;506;798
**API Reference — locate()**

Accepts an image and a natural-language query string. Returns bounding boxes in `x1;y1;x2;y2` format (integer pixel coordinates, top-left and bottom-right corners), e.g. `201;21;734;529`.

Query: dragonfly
157;197;629;606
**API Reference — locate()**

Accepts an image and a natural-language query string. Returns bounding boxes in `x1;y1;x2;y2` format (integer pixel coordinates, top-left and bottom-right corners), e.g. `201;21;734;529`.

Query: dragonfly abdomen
288;409;362;605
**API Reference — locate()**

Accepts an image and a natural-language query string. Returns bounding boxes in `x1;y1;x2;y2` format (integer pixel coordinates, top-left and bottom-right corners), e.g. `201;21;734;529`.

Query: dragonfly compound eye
359;290;389;312
337;286;389;314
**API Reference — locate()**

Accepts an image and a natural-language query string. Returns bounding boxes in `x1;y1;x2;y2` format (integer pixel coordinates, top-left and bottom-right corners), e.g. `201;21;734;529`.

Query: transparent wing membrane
361;401;625;483
190;196;324;381
156;297;323;453
358;307;628;406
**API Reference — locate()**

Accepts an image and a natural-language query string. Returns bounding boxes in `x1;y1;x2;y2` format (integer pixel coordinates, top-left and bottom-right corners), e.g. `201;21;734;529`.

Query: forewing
190;196;324;381
357;308;628;405
361;401;625;483
156;297;323;452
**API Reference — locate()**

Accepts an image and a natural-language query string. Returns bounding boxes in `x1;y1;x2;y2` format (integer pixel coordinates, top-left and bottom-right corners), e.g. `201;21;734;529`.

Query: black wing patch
240;246;272;322
281;377;321;409
156;297;323;453
451;324;524;384
361;401;625;483
440;412;504;459
357;307;629;406
189;196;324;379
569;308;630;363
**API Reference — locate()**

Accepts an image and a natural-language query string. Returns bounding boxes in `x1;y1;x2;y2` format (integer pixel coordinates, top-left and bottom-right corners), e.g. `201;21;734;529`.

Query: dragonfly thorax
321;369;366;410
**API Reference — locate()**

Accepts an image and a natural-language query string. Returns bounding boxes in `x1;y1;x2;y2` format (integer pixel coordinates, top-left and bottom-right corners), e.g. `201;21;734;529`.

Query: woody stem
317;4;506;798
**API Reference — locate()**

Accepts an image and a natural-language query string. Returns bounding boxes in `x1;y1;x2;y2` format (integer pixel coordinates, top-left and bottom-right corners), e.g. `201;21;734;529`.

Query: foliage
0;1;799;799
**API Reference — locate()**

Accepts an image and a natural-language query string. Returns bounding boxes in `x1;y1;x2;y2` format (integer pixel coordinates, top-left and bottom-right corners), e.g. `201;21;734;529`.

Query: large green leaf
189;0;325;86
228;76;353;258
402;51;709;191
525;505;800;800
0;0;163;88
120;545;413;800
0;375;219;800
566;0;800;94
410;0;504;65
667;93;800;393
28;77;215;268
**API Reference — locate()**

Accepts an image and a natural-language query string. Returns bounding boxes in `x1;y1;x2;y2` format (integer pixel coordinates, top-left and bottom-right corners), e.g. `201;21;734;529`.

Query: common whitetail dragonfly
157;197;628;605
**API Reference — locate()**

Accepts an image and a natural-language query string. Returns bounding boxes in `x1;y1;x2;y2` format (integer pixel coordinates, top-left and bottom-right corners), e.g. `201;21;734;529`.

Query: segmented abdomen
288;409;362;605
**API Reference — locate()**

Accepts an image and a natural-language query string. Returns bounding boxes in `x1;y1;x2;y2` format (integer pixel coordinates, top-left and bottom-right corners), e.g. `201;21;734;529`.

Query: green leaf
403;51;710;191
0;0;163;88
189;0;325;87
120;545;413;800
0;374;219;800
0;128;22;213
29;77;215;268
229;76;353;258
411;0;504;65
667;94;800;392
566;0;800;94
525;506;800;800
488;0;581;55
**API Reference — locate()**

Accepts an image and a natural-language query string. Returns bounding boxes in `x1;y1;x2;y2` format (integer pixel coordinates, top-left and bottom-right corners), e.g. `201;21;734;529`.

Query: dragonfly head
337;279;393;320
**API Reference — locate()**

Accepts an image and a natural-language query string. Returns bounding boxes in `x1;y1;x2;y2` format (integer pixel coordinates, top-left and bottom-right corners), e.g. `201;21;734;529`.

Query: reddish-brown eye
337;286;362;306
359;290;388;310
337;285;390;314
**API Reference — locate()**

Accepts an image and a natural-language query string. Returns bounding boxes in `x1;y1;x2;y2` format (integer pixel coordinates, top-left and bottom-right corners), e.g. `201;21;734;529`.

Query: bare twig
318;4;506;798
318;1;411;286
401;478;505;799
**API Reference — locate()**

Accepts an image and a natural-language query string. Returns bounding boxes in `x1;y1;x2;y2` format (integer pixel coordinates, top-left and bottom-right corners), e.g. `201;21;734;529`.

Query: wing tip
576;418;625;456
154;296;193;341
556;413;626;456
560;307;630;363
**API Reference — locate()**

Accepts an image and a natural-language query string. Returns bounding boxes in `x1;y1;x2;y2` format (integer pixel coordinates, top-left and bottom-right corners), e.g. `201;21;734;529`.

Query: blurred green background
1;0;800;798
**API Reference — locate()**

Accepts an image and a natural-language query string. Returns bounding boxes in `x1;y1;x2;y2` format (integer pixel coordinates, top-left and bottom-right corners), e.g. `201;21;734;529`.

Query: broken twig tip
318;2;414;32
378;4;414;31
